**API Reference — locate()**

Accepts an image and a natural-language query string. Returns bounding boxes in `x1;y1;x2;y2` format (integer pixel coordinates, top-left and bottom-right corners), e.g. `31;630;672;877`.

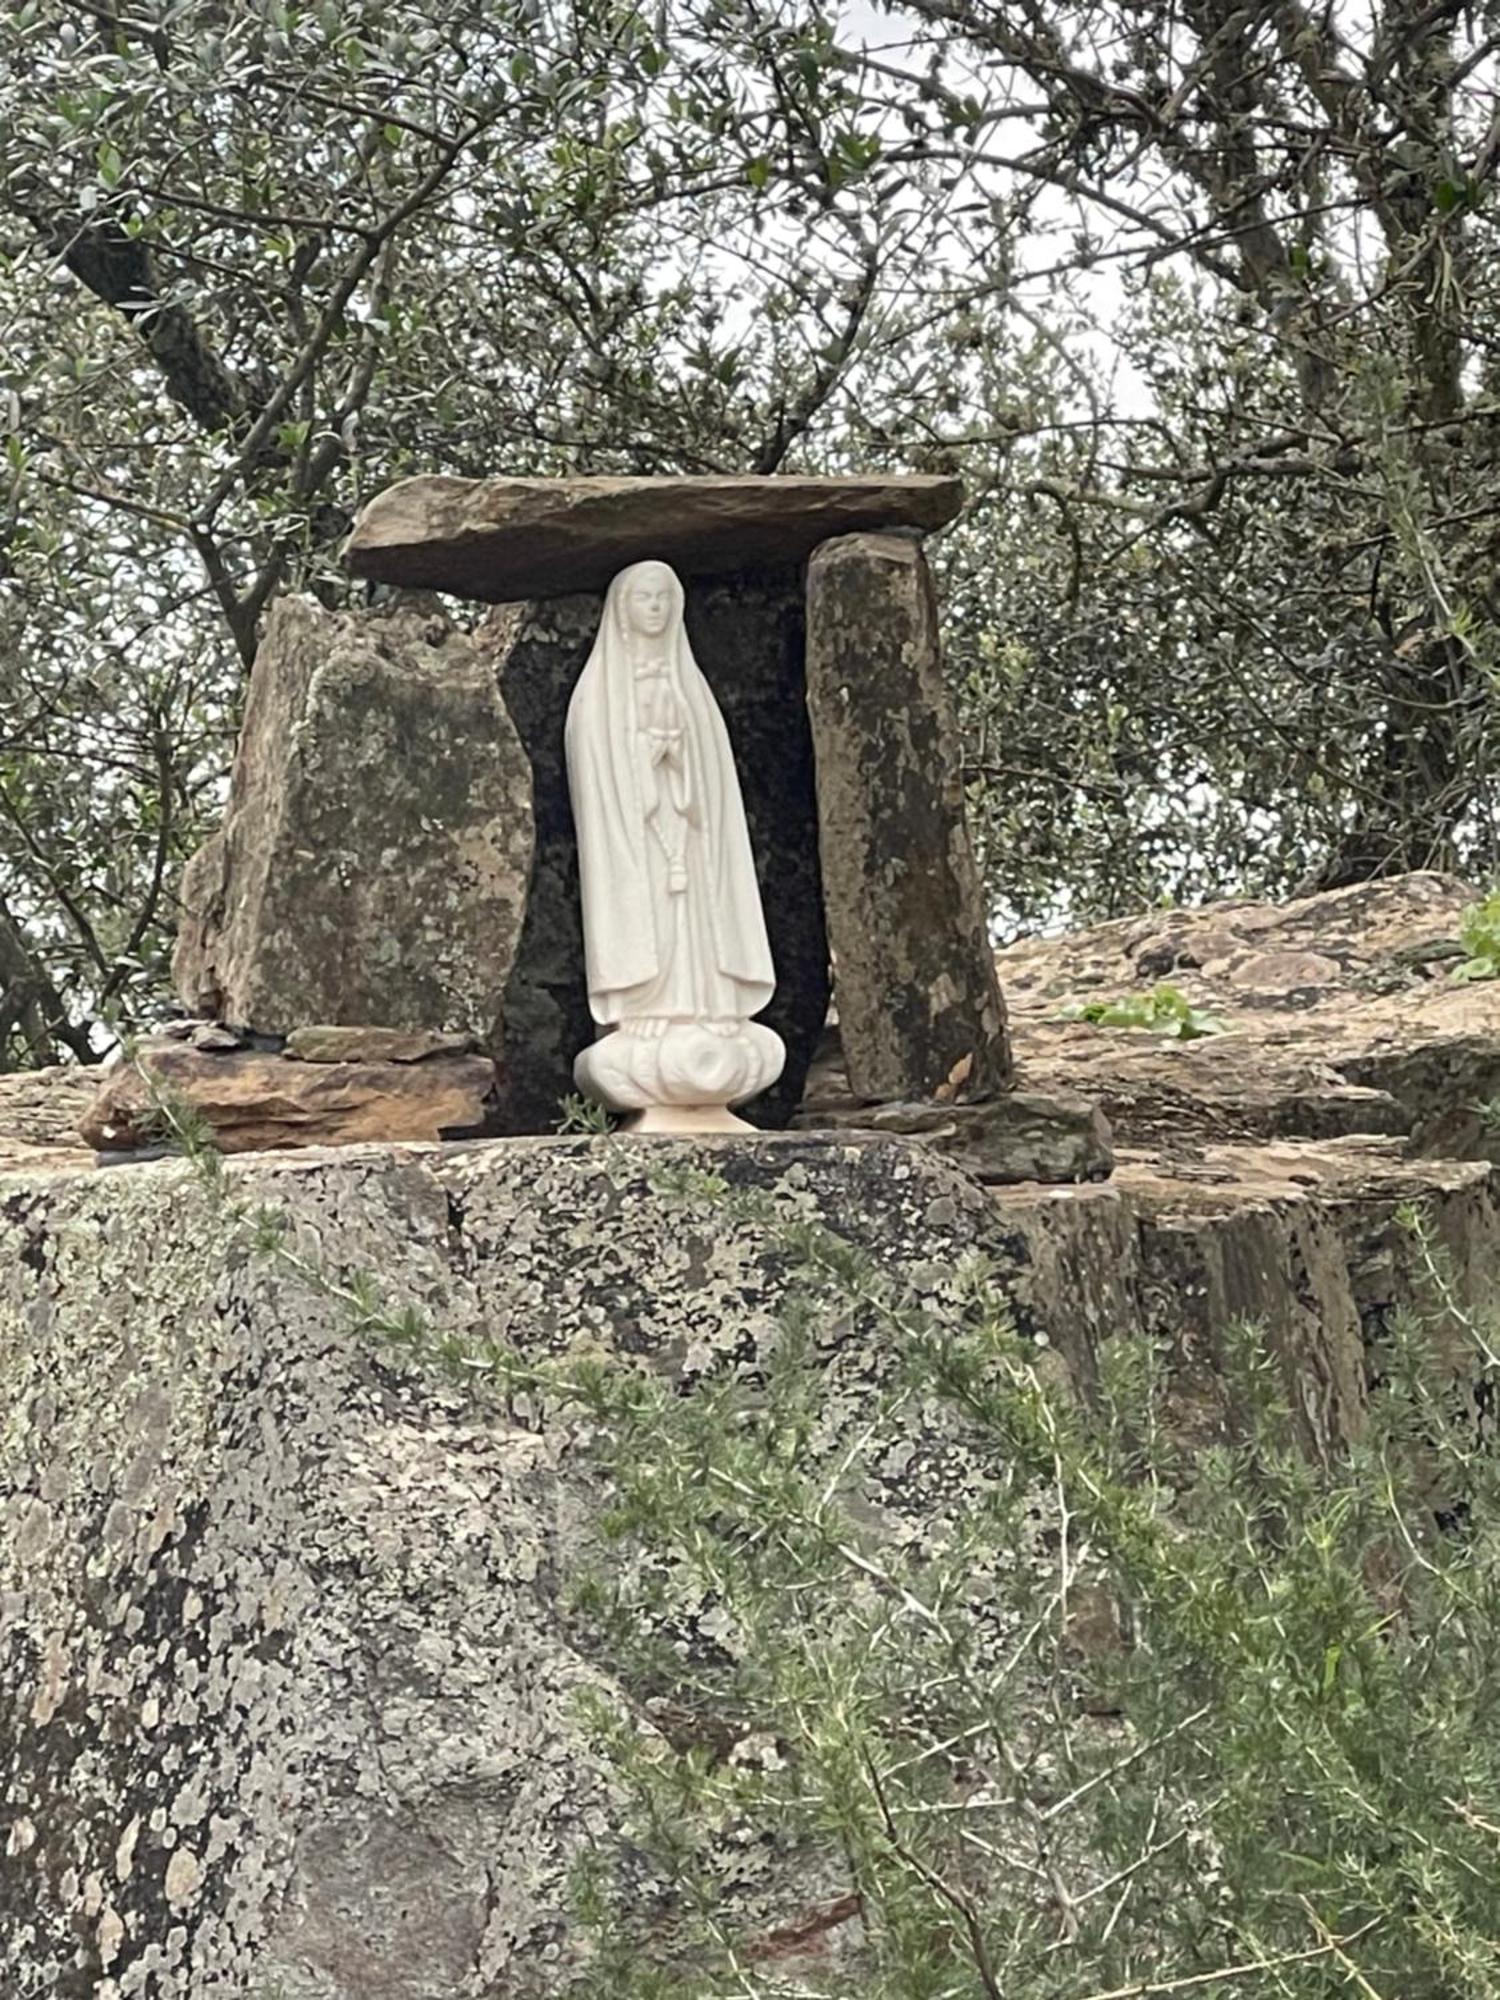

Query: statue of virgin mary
565;559;784;1127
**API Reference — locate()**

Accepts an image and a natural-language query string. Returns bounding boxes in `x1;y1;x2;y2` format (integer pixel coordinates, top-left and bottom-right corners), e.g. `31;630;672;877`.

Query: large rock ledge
0;1135;1031;1998
3;1128;1497;1995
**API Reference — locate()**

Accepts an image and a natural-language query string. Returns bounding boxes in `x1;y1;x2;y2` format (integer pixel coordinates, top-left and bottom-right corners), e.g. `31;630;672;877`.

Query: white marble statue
566;559;785;1130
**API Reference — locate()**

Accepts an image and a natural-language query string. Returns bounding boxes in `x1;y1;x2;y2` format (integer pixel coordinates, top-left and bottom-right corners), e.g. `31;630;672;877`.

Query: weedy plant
558;1091;615;1135
1059;984;1227;1039
541;1187;1500;2000
1452;888;1500;983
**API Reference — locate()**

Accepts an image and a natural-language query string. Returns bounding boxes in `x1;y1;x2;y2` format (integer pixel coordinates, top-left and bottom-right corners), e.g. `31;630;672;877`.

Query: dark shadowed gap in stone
491;595;600;1137
492;567;830;1134
682;564;830;1128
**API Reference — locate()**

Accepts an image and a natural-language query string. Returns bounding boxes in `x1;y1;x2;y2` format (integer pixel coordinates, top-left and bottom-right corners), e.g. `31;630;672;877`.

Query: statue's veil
565;561;775;1021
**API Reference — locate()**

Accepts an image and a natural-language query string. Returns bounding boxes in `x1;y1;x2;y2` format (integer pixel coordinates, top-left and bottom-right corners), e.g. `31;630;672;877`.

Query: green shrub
1452;888;1500;982
539;1191;1500;2000
1060;983;1227;1039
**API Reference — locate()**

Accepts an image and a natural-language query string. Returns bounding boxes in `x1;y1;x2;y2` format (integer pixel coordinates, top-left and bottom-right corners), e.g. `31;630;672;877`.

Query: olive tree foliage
2;0;1498;1062
0;0;1040;1066
660;0;1500;922
889;0;1500;917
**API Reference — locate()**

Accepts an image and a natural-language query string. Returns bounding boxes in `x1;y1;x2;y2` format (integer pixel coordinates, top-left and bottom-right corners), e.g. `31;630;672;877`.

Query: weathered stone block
345;472;963;601
173;595;533;1042
805;532;1011;1102
81;1041;498;1153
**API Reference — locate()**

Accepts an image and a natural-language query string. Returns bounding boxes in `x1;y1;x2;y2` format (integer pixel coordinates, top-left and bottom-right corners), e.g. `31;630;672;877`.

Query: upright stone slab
173;596;533;1043
488;569;829;1131
806;532;1011;1102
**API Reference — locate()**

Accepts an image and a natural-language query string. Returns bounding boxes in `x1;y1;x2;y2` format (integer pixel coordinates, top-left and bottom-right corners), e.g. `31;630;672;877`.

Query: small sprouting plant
126;1045;230;1197
1059;981;1226;1039
558;1091;614;1135
1451;887;1500;982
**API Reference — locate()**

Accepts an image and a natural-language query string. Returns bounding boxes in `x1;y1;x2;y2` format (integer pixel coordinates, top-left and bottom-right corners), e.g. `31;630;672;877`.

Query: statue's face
624;569;674;639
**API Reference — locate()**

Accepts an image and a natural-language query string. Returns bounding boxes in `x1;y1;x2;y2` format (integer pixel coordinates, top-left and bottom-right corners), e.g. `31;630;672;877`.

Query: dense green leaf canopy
1;0;1497;1061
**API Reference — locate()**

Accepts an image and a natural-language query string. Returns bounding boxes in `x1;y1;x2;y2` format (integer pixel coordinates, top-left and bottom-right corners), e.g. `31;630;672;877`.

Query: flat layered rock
344;474;963;602
0;1063;99;1149
805;1089;1112;1184
283;1025;475;1064
998;870;1500;1155
81;1043;497;1154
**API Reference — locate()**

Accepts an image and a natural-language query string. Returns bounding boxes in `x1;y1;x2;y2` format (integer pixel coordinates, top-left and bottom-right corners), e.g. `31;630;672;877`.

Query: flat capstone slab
343;473;964;602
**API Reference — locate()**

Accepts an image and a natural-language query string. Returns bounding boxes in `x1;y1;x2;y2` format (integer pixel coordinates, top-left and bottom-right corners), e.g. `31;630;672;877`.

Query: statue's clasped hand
647;726;683;769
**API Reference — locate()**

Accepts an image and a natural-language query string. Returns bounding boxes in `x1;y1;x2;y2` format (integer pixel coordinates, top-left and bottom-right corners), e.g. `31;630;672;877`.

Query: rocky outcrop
345;473;963;601
805;531;1010;1101
0;1064;96;1171
12;871;1500;1990
80;1042;498;1153
173;596;533;1043
998;870;1500;1152
3;1122;1496;1995
973;871;1500;1437
0;1135;1040;1998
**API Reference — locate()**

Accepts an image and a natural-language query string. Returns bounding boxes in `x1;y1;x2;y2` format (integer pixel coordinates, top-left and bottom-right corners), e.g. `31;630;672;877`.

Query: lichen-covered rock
489;570;829;1131
172;595;533;1042
4;1128;1499;1992
805;532;1011;1102
805;1087;1113;1184
1;1145;600;1997
80;1042;498;1152
0;1135;1026;1997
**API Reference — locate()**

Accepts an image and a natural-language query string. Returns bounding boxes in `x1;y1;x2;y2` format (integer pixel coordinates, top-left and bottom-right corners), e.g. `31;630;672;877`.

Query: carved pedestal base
575;1019;785;1123
624;1103;757;1136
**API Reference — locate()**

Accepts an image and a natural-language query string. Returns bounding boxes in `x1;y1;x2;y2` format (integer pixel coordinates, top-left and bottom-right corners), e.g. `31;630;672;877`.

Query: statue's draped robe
565;565;775;1029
